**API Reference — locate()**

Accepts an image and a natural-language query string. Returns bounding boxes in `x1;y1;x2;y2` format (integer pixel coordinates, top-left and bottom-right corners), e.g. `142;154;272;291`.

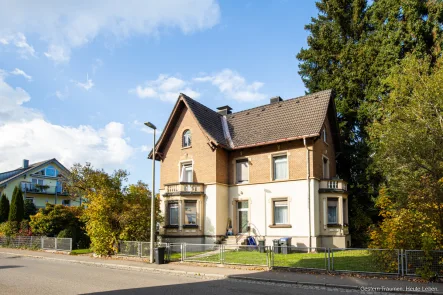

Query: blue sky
0;0;318;191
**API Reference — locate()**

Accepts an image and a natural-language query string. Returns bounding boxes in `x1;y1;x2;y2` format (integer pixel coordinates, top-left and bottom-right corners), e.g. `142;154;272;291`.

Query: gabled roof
226;89;334;148
150;89;339;159
0;159;70;188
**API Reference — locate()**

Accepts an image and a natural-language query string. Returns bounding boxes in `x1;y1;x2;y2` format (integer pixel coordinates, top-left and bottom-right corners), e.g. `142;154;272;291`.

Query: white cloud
10;68;32;81
0;73;134;172
44;44;70;63
130;74;200;102
73;74;94;91
194;69;267;102
0;33;36;58
0;0;220;62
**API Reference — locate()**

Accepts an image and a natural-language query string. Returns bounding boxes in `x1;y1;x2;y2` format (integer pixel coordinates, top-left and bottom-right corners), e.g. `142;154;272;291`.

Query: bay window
327;198;338;224
184;201;197;226
168;202;179;226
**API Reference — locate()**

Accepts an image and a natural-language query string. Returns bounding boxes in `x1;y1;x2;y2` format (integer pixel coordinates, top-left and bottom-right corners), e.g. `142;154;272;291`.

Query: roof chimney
270;96;283;104
216;105;233;116
23;159;29;169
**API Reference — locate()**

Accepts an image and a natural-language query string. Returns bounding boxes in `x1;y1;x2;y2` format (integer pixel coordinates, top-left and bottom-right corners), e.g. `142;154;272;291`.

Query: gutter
303;137;312;250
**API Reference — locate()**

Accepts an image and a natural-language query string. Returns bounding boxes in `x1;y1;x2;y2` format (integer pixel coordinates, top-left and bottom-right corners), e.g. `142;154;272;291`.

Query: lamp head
144;122;157;129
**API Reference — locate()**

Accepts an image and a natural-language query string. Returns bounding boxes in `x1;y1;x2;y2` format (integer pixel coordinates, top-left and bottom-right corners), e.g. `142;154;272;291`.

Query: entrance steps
221;236;248;246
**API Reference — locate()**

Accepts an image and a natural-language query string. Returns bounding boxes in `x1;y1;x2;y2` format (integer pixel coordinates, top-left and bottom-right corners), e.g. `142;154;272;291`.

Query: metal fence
330;248;399;275
117;241;167;258
405;250;443;277
0;236;72;251
115;242;443;277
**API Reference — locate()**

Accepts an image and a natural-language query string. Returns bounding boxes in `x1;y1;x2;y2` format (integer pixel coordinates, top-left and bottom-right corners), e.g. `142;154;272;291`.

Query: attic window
183;130;191;148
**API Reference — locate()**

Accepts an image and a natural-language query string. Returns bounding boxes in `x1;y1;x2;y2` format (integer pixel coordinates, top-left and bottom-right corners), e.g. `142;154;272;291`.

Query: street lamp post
145;122;157;263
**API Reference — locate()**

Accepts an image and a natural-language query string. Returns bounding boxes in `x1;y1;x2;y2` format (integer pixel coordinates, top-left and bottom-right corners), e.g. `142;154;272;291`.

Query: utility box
155;247;166;264
279;237;292;255
273;239;280;254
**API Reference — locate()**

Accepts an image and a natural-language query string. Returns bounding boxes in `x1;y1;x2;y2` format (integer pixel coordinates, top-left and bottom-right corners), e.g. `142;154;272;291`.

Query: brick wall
160;107;218;188
160;103;338;188
312;116;336;179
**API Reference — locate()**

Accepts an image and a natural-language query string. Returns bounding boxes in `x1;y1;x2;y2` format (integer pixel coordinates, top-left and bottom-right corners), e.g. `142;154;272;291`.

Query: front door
237;201;249;233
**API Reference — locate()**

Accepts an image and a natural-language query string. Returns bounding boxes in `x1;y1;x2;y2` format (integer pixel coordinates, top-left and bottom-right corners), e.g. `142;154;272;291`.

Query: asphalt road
0;253;395;294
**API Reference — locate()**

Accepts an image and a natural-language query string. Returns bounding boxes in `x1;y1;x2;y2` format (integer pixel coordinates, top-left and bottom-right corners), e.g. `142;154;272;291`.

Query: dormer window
182;130;191;148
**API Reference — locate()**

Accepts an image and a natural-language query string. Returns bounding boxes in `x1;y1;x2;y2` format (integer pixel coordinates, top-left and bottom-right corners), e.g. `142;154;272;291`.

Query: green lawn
70;249;93;255
173;248;398;273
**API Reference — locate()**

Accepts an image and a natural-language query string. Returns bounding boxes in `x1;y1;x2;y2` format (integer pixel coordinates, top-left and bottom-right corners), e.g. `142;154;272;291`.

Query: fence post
327;248;330;272
30;236;33;248
331;249;334;271
55;238;58;251
41;237;44;249
182;243;185;261
402;249;406;277
138;242;141;257
220;244;224;264
70;238;72;252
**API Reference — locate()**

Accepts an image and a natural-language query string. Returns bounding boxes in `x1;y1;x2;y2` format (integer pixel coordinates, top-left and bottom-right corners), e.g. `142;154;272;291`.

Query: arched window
183;129;191;147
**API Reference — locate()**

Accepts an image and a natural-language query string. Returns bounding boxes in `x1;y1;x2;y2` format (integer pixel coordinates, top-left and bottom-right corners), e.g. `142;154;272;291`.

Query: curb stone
230;276;443;295
2;251;441;294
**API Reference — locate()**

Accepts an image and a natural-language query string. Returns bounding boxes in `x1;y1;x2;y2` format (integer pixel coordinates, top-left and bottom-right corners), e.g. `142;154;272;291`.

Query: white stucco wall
229;180;315;246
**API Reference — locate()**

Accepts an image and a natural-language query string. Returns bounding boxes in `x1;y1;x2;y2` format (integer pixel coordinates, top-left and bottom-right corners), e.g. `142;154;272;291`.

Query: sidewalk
0;248;441;294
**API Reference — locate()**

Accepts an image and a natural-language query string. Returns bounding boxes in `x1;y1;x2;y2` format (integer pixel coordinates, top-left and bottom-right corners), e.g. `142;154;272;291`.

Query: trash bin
279;237;292;254
258;239;266;253
155;247;166;264
273;239;280;254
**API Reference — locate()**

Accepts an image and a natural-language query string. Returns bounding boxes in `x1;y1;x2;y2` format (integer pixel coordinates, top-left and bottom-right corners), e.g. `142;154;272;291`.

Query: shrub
24;200;37;220
58;226;90;250
0;194;9;223
9;186;24;223
0;221;19;237
30;204;89;249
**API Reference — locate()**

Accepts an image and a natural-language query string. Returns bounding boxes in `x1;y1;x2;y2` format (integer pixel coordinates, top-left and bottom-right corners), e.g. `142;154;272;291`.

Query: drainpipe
303;137;312;250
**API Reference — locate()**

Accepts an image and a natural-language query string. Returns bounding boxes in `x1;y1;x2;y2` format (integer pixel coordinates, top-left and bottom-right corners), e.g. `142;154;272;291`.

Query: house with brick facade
151;89;350;248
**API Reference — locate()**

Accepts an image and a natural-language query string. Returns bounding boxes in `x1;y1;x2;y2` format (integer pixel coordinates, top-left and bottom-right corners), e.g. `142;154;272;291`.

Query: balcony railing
21;183;69;195
164;182;204;196
319;179;348;192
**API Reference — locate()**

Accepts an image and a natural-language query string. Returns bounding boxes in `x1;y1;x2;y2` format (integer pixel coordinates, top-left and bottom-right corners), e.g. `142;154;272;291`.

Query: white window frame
271;153;289;181
327;198;339;225
273;199;289;225
322;155;330;179
323;127;327;143
235;158;249;184
182;129;191;148
179;161;193;183
168;202;179;226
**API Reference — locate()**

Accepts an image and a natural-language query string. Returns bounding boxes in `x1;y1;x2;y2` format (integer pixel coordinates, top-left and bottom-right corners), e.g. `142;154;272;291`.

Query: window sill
236;181;249;185
181;146;192;150
163;225;179;229
269;224;292;228
271;178;289;182
183;224;198;228
326;224;342;228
